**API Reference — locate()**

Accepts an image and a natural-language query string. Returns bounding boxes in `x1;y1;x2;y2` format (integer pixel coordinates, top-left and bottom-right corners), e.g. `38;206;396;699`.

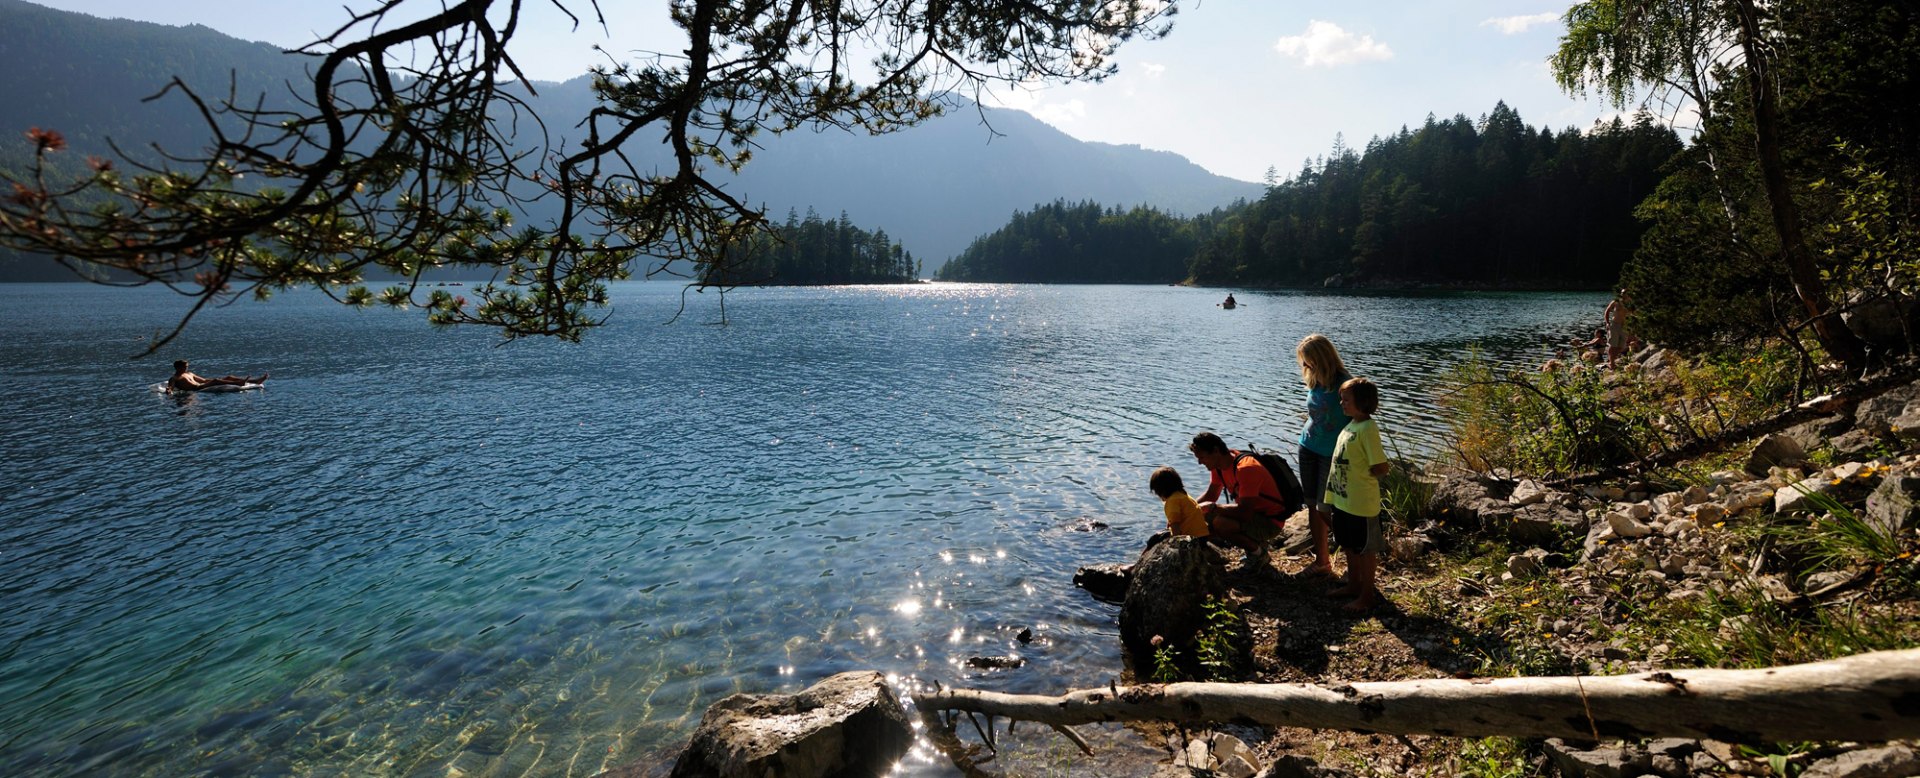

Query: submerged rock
1073;563;1133;603
668;671;910;778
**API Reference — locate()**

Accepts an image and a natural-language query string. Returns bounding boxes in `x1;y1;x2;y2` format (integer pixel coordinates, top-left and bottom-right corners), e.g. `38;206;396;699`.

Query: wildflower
1713;522;1725;529
25;127;65;152
87;155;112;172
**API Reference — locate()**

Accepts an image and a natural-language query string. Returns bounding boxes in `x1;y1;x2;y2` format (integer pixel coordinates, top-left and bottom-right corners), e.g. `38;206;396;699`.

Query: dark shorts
1330;506;1385;555
1297;445;1332;511
1240;512;1284;545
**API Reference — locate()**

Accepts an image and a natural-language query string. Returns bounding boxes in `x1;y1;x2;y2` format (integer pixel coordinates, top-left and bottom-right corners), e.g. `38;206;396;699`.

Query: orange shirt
1208;451;1284;516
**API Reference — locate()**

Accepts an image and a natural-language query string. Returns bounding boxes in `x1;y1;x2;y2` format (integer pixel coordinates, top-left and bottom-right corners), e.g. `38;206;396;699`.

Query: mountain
0;0;1260;280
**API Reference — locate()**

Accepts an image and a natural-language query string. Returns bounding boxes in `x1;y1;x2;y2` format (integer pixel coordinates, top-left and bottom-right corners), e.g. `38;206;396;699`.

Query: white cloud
1273;21;1393;67
1481;12;1560;35
985;80;1090;126
1031;99;1089;125
1138;61;1167;78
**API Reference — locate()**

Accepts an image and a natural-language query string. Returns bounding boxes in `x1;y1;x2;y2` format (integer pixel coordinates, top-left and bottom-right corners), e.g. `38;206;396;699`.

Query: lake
0;282;1599;776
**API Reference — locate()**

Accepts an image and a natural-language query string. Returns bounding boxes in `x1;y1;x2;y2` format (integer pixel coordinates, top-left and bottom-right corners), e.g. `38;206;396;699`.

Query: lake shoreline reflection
0;282;1600;776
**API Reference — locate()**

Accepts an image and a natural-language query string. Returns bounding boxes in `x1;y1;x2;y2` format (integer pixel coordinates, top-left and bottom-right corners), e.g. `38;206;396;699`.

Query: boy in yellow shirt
1325;378;1390;612
1150;466;1210;538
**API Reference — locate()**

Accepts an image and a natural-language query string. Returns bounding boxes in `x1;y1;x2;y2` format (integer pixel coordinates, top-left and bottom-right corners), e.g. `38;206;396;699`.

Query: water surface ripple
0;282;1597;775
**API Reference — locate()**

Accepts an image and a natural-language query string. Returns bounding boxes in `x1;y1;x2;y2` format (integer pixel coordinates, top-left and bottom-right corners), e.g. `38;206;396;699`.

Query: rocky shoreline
637;369;1920;778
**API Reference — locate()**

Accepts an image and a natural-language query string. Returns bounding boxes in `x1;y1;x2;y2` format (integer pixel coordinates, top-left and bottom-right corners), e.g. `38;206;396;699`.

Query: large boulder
1427;475;1514;531
668;672;911;778
1506;502;1588;547
1118;536;1227;665
1840;292;1916;353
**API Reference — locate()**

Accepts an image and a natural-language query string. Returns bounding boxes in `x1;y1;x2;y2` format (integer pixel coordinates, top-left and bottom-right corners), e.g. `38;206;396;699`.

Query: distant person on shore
1189;432;1287;560
168;360;267;392
1604;291;1633;368
1574;327;1606;362
1294;334;1351;579
1324;377;1390;612
1148;466;1210;545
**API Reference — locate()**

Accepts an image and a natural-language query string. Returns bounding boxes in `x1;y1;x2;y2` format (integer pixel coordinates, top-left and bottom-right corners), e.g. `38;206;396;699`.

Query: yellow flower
1713;522;1726;528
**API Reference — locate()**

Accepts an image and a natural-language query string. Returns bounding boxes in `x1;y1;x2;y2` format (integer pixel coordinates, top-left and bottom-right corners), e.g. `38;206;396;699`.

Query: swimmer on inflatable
168;360;268;392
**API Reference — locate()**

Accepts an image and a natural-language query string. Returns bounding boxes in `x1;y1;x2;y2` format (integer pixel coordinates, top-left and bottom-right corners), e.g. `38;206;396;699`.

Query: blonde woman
1294;334;1351;578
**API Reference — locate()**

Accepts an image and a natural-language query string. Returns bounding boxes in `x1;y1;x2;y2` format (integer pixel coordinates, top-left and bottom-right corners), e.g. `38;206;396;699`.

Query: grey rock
1583;484;1628;501
1429;476;1512;530
1783;416;1853;454
1508;502;1586;546
1681;485;1711;506
669;671;911;778
1606;511;1654;539
1646;739;1701;758
1802;744;1920;778
1511;478;1550;507
1829;429;1885;461
1543;739;1654;778
1507;550;1547;577
1722;484;1776;515
1686;502;1724;524
1853;381;1920;435
1119;537;1229;666
1804;570;1859;597
1865;475;1920;537
1745;433;1809;476
1840;292;1917;351
1256;754;1358;778
1775;476;1834;514
1388;533;1432;562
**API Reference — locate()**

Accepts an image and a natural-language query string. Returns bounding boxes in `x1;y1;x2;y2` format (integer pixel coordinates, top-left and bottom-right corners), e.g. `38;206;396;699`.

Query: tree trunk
917;648;1920;743
1730;0;1868;374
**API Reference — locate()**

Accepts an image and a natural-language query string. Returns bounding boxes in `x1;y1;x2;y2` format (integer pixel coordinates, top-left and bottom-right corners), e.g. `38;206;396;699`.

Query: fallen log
917;649;1920;744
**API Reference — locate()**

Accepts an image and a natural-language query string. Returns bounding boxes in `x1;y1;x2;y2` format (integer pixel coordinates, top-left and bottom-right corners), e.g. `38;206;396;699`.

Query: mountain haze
0;0;1260;279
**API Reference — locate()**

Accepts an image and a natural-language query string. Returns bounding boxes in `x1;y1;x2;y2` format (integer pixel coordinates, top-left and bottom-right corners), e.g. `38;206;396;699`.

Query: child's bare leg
1341;552;1382;612
1305;509;1336;577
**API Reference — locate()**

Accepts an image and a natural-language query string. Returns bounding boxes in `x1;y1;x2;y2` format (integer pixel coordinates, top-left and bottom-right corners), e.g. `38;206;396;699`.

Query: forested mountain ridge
0;0;1261;281
936;200;1199;283
941;104;1682;288
1193;104;1681;288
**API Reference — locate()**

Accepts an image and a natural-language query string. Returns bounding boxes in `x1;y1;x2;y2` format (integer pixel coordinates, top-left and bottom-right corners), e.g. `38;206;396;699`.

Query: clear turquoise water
0;282;1599;776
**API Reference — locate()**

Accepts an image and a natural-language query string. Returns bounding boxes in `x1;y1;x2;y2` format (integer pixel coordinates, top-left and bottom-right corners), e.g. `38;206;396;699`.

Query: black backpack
1230;447;1306;514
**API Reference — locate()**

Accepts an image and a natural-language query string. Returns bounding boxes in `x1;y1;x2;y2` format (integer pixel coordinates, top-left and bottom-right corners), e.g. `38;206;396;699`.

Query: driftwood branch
917;649;1920;744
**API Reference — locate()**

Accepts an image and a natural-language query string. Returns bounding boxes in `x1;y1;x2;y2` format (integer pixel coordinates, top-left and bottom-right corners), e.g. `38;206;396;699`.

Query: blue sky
37;1;1621;183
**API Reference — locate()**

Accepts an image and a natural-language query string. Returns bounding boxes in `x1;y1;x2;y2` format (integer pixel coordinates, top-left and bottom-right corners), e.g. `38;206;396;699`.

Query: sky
34;1;1626;184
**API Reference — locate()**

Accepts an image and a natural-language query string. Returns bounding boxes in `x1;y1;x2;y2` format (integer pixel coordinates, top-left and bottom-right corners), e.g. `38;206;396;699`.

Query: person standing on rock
1294;334;1351;579
1189;432;1286;560
1325;378;1390;612
1604;291;1633;368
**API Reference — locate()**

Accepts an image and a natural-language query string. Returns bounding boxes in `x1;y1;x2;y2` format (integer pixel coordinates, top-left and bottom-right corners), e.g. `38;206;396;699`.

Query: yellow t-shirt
1326;418;1387;517
1163;492;1209;537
